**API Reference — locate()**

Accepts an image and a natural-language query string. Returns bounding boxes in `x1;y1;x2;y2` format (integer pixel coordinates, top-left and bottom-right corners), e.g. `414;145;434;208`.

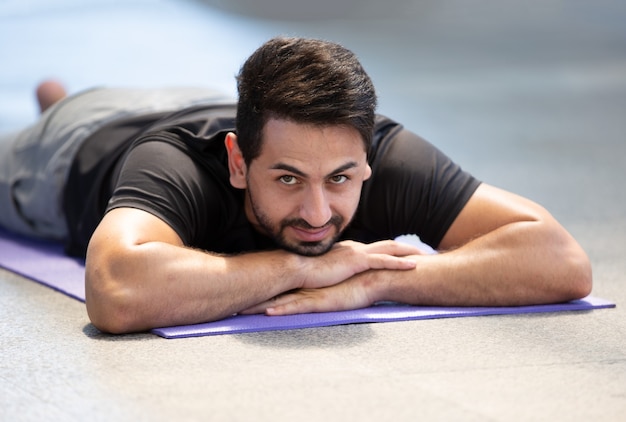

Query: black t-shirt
63;104;480;257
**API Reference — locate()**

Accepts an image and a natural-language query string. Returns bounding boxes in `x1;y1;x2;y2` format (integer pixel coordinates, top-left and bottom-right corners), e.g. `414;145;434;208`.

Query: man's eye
329;175;348;184
279;175;298;185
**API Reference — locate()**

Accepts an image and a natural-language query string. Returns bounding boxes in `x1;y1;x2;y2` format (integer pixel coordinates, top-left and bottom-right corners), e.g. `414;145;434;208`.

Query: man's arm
84;207;422;333
243;183;592;315
386;183;592;306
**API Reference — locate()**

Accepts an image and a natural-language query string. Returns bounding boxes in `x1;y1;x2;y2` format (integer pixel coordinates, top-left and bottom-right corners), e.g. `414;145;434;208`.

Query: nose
300;185;332;228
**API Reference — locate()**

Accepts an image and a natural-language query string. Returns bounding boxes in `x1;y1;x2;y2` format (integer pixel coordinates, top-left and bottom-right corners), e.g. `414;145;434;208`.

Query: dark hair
235;36;377;164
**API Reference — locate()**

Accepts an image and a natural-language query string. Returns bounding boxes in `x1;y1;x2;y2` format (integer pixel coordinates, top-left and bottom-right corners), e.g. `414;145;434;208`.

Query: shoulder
356;114;480;247
110;129;235;247
370;115;442;174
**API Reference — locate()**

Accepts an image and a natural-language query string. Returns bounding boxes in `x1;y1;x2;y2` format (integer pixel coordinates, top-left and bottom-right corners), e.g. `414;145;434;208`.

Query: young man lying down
0;37;591;333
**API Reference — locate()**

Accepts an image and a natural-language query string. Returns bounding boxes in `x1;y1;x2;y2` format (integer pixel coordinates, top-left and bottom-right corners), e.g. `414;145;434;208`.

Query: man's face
228;118;371;256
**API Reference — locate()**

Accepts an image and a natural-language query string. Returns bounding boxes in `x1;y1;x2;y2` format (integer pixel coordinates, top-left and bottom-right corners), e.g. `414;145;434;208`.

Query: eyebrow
270;161;359;179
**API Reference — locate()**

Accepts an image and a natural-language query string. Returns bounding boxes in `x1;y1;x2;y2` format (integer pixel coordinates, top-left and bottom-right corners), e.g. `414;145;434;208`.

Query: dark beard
277;216;344;256
248;190;345;256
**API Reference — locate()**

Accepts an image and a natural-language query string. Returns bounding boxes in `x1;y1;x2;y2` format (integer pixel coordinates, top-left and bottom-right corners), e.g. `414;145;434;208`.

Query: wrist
357;269;390;305
281;250;309;290
364;262;420;305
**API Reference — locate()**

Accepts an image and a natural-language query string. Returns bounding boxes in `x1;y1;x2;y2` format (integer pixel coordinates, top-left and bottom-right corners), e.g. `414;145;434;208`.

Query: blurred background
1;0;625;230
3;1;625;134
1;3;625;419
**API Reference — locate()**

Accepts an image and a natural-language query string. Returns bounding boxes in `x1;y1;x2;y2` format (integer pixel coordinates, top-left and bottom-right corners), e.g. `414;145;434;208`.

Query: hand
240;273;373;316
296;239;424;290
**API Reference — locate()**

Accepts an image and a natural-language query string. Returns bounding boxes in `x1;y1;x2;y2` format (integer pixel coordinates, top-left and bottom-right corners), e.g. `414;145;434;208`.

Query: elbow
85;256;146;335
538;218;593;302
560;245;593;301
85;276;140;334
573;253;593;299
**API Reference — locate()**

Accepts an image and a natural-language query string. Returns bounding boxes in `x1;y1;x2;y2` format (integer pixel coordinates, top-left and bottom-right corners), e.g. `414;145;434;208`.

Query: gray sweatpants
0;86;232;241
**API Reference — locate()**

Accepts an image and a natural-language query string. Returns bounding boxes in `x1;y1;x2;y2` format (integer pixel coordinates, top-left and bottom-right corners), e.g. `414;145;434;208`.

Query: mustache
282;215;344;230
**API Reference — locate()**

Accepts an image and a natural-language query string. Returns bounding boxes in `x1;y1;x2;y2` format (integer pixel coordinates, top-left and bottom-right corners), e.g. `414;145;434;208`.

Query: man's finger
363;239;426;256
366;254;417;270
239;292;302;314
265;296;326;316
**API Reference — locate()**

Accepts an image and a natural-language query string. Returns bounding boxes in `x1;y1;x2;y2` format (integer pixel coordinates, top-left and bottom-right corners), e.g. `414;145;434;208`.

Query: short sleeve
106;138;226;246
353;118;481;248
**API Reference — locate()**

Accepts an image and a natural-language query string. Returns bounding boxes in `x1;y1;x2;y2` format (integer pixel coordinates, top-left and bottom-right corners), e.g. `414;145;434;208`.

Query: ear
225;132;247;189
364;163;372;181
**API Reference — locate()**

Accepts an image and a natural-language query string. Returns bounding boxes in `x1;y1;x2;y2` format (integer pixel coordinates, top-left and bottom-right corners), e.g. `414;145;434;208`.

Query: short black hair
236;36;377;164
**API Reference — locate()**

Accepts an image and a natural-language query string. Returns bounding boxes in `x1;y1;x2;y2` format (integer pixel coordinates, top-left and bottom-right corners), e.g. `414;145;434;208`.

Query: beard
247;190;347;256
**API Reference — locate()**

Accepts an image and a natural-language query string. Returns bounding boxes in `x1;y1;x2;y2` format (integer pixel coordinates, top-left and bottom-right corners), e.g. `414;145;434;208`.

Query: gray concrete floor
1;0;625;420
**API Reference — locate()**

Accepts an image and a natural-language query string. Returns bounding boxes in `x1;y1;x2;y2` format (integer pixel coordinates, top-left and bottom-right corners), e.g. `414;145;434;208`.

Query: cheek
332;187;363;216
249;180;296;214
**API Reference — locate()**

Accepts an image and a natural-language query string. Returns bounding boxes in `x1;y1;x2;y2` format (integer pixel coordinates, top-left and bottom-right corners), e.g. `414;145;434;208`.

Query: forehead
258;118;367;164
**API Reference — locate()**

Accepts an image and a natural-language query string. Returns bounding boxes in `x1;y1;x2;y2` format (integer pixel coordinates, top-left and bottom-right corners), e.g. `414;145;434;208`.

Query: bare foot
36;80;67;113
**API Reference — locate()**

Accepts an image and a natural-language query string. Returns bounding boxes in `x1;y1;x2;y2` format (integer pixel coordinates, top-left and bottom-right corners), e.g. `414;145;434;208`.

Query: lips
289;225;332;242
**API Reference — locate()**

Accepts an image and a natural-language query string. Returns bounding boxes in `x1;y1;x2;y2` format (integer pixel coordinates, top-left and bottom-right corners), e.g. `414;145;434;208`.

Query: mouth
288;225;333;243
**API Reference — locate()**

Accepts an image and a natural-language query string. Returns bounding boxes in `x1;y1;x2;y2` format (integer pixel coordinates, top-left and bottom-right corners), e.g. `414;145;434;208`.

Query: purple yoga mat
152;296;615;338
0;227;616;338
0;228;85;301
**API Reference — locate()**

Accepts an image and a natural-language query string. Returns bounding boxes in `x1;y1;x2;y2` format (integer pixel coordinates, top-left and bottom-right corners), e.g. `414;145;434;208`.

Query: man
0;37;592;334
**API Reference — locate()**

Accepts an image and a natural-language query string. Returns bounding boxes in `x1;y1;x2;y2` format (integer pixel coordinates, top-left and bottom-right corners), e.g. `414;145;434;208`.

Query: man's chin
282;240;335;257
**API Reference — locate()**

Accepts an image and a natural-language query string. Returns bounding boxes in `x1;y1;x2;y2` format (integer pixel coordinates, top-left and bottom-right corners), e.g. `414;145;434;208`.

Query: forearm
375;220;592;306
85;242;302;333
240;185;593;317
86;236;421;333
